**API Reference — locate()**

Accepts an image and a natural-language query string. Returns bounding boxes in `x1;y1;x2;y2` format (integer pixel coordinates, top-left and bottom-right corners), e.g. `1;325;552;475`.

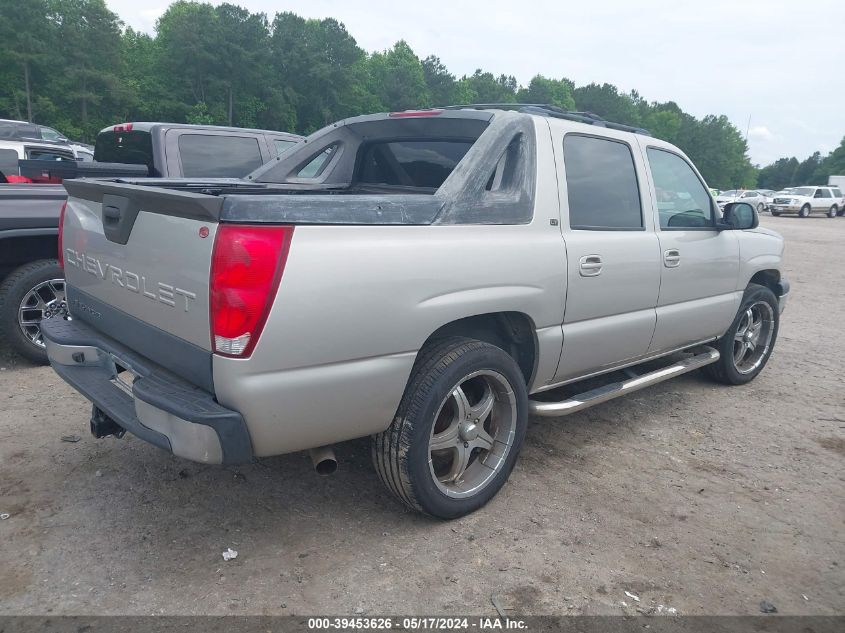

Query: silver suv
42;105;788;518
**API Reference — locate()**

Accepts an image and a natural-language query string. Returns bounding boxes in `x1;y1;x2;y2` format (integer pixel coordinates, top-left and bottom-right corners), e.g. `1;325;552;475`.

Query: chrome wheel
18;278;69;348
428;370;517;498
732;301;774;374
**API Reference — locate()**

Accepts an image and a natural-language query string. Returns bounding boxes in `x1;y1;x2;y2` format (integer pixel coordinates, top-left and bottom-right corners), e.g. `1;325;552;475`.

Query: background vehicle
0;119;71;144
769;186;842;217
44;105;787;519
715;189;767;212
0;122;302;363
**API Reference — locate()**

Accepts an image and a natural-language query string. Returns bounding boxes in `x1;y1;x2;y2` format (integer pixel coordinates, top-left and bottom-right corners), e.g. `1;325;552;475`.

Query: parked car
715;189;767;213
0;118;70;144
42;105;788;519
769;186;843;217
0;122;302;363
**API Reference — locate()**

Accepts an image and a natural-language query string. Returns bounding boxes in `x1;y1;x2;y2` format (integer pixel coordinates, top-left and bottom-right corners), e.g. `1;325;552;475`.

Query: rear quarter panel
213;120;567;456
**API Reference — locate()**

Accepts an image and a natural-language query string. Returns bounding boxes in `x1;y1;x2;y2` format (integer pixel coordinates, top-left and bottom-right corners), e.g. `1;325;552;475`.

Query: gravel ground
0;214;843;617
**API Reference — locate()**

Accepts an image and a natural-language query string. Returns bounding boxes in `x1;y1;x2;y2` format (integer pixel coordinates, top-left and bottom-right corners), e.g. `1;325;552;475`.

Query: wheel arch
419;311;538;387
0;231;59;282
748;269;785;297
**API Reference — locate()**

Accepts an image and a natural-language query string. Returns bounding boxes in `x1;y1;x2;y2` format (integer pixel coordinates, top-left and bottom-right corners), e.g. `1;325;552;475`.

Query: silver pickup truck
42;105;788;519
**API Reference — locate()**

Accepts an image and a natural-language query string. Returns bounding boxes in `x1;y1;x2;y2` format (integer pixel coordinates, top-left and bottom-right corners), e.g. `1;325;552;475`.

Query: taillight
57;201;67;269
112;123;133;132
210;224;294;357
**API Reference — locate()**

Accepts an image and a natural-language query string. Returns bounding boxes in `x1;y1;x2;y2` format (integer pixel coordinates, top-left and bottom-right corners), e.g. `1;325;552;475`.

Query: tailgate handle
101;194;140;245
103;205;121;222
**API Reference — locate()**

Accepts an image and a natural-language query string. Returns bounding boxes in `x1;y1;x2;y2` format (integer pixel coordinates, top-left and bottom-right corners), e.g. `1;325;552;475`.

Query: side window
178;134;263;178
832;188;843;198
742;191;756;198
563;135;643;230
819;188;832;198
297;145;336;178
813;189;823;198
646;148;713;229
273;139;296;155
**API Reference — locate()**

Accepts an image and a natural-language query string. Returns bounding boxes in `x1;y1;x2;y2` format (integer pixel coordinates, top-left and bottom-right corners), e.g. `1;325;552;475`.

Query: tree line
1;0;841;190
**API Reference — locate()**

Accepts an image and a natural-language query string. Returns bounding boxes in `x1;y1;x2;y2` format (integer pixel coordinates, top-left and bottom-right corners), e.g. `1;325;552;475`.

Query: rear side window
95;131;155;174
178;134;263;178
818;188;832;198
833;188;843;197
273;139;296;155
357;140;474;189
563;135;643;230
646;148;713;229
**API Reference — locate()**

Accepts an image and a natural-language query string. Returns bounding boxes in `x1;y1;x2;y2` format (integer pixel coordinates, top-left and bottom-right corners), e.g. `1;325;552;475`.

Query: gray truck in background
43;106;788;519
0;122;302;362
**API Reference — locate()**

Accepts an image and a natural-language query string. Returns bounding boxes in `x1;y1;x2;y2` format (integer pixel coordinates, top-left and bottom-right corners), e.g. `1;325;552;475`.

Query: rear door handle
664;249;681;268
579;254;603;277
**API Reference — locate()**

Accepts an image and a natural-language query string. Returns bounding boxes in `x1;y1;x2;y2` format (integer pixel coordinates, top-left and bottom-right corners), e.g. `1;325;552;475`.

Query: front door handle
579;254;603;277
664;249;681;268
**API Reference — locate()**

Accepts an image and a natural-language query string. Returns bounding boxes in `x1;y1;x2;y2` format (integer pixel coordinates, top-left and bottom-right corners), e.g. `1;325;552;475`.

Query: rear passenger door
164;129;271;178
551;132;661;382
640;144;740;354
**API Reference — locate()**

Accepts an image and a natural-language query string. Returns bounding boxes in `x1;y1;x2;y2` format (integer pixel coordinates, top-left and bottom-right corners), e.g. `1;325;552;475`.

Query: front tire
770;210;781;216
372;337;528;519
703;284;779;385
799;204;811;218
828;205;838;218
757;202;765;213
0;260;67;364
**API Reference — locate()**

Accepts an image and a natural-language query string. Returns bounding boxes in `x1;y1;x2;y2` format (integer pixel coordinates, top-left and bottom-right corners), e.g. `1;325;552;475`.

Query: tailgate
61;180;222;387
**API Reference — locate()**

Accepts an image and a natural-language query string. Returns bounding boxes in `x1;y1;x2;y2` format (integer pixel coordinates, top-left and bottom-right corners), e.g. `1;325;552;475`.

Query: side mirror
721;202;758;230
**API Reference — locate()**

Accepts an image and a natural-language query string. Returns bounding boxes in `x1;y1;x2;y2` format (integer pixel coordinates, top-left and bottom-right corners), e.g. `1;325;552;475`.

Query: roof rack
441;103;651;136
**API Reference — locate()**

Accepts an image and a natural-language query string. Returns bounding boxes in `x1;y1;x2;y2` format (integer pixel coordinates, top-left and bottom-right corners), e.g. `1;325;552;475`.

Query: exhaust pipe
309;446;337;476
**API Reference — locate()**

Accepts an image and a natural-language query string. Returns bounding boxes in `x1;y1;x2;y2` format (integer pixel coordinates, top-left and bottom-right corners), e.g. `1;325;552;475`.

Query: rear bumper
41;317;252;465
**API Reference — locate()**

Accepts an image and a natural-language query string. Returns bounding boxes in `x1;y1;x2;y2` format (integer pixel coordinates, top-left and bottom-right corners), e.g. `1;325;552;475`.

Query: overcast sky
106;0;844;166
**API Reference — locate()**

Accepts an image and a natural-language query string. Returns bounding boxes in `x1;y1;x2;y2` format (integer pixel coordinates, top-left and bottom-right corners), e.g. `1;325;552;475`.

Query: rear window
95;130;155;174
27;147;74;161
178;134;263;178
356;140;474;189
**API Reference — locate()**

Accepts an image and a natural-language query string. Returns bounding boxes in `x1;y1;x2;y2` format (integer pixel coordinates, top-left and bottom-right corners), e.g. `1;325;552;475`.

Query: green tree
49;0;127;139
573;83;640;126
367;41;431;111
421;55;457;106
457;70;517;103
0;0;54;122
516;75;575;110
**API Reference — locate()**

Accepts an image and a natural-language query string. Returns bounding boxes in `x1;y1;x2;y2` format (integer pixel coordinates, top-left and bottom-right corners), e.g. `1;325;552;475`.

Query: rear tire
770;210;780;216
372;337;528;519
828;205;838;218
757;202;765;213
703;284;779;386
799;204;811;218
0;260;66;364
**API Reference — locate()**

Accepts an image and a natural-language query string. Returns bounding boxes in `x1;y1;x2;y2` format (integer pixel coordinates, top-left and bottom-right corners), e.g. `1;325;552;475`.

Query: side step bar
529;347;720;417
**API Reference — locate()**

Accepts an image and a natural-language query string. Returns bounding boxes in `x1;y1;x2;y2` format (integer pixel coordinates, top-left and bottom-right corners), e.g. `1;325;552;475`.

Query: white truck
41;105;788;519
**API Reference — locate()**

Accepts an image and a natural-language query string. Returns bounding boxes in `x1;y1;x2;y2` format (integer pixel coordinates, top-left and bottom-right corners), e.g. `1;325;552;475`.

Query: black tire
770;210;781;216
372;337;528;519
828;205;838;218
799;204;811;218
757;202;765;213
703;284;779;386
0;260;64;363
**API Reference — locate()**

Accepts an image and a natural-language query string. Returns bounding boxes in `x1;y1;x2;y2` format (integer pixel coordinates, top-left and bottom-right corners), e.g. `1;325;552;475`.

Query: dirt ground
0;214;843;617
